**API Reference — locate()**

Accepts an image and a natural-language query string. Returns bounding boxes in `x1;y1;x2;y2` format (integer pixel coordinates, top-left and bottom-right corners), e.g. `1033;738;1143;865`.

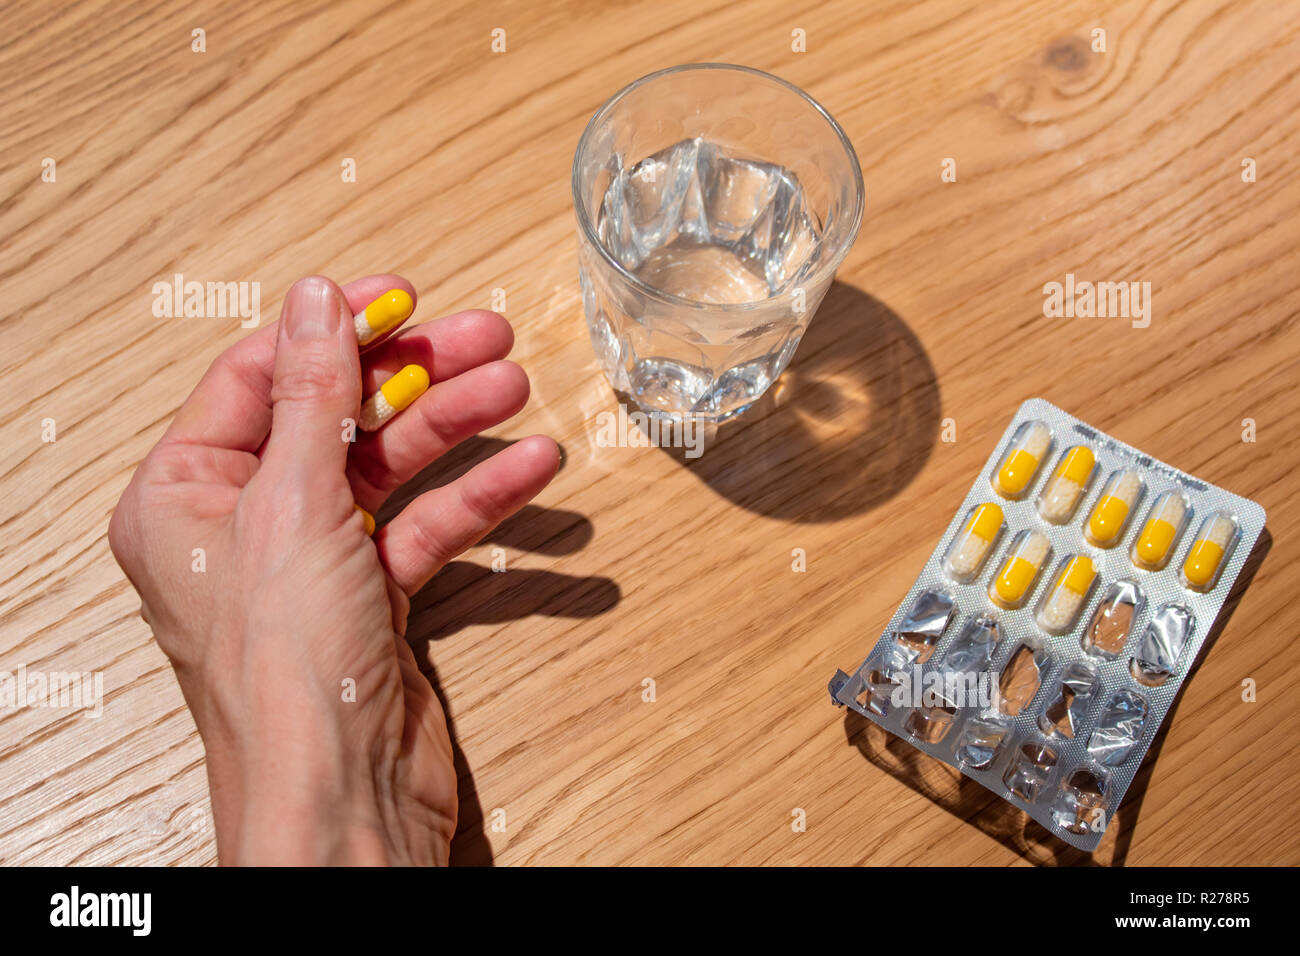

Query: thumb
261;275;360;479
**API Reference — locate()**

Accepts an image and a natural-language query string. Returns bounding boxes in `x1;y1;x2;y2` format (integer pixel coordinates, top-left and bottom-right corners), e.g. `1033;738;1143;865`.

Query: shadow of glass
378;435;620;865
840;530;1271;865
633;281;941;522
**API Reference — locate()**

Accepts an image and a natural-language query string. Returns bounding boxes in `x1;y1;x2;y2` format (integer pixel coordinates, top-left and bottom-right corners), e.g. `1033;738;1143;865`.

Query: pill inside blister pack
829;398;1265;851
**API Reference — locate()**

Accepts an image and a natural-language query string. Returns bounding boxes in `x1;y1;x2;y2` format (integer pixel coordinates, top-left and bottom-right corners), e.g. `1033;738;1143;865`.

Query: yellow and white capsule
991;420;1052;499
355;504;375;536
1085;469;1144;547
1181;510;1238;592
359;364;430;431
354;289;414;346
1037;555;1097;633
943;502;1005;583
1130;491;1190;571
1037;445;1096;524
989;529;1052;610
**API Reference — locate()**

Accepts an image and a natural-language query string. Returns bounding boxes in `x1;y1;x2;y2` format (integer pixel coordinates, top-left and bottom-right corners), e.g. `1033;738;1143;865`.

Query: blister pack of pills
829;398;1265;851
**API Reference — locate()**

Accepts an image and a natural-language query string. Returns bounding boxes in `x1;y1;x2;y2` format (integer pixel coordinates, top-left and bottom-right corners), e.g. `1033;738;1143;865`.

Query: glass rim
570;63;866;314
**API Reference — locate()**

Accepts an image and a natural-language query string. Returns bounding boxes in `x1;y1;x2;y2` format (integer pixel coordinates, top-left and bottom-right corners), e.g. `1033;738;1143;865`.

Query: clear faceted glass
572;64;864;423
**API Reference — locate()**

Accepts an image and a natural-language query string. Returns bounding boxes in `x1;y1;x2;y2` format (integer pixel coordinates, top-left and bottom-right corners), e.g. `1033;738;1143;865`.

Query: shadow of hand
381;436;621;865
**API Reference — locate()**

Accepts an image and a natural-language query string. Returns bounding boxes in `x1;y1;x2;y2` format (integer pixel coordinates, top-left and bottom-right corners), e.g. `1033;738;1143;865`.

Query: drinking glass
571;64;864;423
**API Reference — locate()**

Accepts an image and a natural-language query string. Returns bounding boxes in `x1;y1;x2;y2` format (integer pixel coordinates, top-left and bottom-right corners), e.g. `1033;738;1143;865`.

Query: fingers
161;321;278;453
161;274;417;454
359;309;513;393
259;276;360;480
346;308;517;506
375;435;561;596
349;360;530;509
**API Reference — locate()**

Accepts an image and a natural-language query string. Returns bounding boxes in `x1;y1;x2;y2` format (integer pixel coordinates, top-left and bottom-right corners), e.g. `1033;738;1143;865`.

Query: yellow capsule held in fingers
355;504;375;536
1181;510;1238;591
359;364;430;431
991;420;1052;499
943;502;1004;583
1130;491;1190;571
1085;469;1144;547
989;529;1052;609
354;289;414;346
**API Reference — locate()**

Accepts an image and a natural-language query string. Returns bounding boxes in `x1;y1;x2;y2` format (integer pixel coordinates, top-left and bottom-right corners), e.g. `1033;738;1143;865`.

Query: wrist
212;749;409;865
227;799;398;866
193;705;402;866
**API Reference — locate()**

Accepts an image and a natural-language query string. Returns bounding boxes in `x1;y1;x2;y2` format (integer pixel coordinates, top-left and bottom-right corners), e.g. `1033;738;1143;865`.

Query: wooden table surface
2;0;1297;866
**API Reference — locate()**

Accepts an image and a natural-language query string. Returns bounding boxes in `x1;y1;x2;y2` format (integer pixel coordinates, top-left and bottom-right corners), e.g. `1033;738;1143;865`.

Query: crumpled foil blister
829;398;1266;851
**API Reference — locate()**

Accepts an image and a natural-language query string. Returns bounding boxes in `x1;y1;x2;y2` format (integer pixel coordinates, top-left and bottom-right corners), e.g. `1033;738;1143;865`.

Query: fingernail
284;277;343;340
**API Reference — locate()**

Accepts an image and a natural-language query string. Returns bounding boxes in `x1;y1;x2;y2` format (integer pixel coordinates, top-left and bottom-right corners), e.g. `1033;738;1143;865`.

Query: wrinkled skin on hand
110;275;559;865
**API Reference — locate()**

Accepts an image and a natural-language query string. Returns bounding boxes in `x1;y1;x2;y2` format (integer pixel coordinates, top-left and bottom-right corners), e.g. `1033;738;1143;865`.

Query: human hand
108;274;559;865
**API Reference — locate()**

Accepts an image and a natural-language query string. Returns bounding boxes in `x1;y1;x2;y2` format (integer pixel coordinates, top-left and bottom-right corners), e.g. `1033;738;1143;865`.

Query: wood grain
1;0;1297;866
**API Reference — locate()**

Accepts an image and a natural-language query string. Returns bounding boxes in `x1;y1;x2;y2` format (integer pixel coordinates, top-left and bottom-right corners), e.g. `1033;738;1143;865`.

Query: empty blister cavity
1038;659;1100;739
1085;468;1145;547
1130;490;1191;571
996;640;1048;716
1082;580;1144;659
853;668;902;718
1181;510;1239;592
1087;689;1149;766
1036;554;1098;634
887;589;954;668
989;529;1051;610
1037;445;1096;524
1003;740;1059;803
1051;767;1110;836
938;615;1003;685
905;703;958;744
955;714;1011;770
942;503;1004;583
1130;603;1194;687
991;419;1052;499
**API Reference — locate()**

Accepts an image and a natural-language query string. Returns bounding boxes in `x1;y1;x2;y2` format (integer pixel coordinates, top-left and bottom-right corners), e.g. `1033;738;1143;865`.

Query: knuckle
271;351;350;405
458;480;505;527
414;389;455;441
407;513;451;568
